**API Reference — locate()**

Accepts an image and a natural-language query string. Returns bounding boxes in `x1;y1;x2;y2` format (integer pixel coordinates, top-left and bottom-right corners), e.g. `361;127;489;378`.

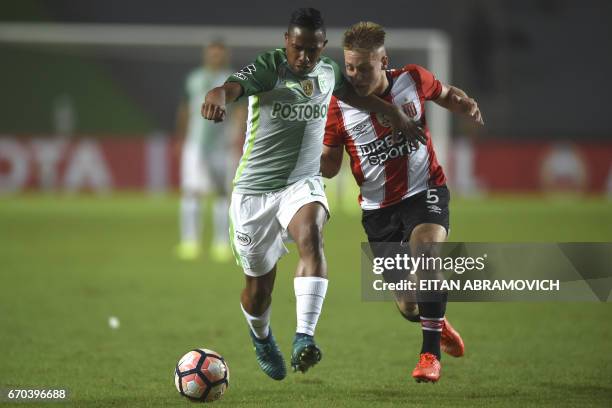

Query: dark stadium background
3;0;612;138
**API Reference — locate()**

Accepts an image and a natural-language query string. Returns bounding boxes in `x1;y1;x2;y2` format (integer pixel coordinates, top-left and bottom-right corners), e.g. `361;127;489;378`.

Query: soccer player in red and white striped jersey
322;22;483;383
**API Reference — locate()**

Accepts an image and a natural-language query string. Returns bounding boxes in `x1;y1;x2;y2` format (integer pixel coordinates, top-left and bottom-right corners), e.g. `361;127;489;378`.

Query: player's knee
411;241;436;259
410;225;446;253
397;301;420;322
295;223;324;258
411;233;442;258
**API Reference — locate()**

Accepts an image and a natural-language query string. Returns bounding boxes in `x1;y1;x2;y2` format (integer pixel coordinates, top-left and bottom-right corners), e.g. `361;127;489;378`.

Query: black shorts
361;185;450;243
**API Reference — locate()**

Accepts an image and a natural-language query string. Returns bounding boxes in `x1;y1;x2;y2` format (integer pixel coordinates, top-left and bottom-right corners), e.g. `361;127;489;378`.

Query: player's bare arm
320;145;343;178
334;83;427;144
434;84;484;125
201;82;243;123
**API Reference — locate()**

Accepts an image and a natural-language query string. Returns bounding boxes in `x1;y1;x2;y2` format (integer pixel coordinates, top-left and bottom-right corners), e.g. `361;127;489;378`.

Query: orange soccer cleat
412;352;441;383
441;317;465;358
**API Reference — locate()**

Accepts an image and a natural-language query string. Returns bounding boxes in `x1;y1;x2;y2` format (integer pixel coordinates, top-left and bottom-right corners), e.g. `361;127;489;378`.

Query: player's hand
201;88;227;123
388;106;427;145
452;94;484;125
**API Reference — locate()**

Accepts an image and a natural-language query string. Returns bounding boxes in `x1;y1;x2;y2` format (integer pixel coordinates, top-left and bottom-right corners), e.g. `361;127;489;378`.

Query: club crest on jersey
300;79;315;96
402;101;418;118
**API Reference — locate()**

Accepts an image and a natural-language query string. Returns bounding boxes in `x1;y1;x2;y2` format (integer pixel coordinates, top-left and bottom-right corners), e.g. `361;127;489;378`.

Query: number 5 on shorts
426;189;439;204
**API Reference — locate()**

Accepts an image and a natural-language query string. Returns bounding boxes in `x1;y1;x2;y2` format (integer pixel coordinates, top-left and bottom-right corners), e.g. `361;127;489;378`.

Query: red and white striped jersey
324;64;446;210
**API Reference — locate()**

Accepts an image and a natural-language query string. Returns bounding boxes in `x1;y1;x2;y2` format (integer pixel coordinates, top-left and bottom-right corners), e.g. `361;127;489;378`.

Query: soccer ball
174;348;229;402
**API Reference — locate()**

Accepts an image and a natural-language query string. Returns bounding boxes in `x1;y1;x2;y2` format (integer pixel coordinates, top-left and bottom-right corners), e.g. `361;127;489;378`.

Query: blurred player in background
202;9;420;381
322;22;484;383
175;42;245;262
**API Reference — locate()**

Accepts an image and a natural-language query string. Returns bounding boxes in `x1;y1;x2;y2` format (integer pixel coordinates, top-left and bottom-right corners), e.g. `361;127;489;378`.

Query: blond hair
343;22;386;51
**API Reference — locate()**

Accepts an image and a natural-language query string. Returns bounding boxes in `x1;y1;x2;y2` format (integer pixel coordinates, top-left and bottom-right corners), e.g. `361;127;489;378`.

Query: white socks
240;302;271;340
180;195;200;243
294;277;328;336
240;277;328;340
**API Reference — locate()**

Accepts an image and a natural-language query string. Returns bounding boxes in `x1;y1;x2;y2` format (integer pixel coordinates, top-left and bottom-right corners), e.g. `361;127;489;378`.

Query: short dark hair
288;8;325;34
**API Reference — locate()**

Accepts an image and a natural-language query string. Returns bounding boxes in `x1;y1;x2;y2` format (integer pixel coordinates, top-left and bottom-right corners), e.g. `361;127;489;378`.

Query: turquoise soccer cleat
249;328;287;380
291;333;322;373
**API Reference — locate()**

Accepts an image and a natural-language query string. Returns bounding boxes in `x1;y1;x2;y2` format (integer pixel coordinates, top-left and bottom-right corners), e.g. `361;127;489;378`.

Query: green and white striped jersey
185;67;233;151
227;48;345;193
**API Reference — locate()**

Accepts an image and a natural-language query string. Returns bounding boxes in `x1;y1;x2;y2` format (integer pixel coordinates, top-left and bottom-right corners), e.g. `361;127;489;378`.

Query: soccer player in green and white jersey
202;8;422;380
176;42;244;262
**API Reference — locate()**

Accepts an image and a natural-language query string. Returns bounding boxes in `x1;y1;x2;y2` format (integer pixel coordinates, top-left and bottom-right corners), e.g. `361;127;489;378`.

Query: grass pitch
1;195;611;407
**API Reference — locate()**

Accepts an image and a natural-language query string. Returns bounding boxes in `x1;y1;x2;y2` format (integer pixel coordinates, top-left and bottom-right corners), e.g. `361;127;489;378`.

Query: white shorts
181;142;233;195
229;176;329;277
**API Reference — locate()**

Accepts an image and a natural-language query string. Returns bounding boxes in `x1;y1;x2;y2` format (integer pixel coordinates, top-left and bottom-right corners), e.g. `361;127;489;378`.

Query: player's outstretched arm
201;82;243;123
434;84;484;125
320;145;343;178
334;83;427;145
